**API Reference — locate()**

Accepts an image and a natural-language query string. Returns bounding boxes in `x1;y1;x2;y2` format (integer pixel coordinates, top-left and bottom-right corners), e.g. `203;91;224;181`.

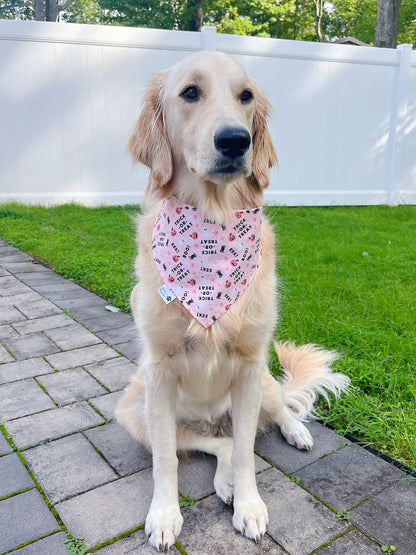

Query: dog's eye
180;86;199;102
241;90;253;103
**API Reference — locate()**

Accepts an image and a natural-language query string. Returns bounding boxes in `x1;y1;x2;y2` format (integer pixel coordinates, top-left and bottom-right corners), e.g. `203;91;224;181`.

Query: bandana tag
157;284;176;304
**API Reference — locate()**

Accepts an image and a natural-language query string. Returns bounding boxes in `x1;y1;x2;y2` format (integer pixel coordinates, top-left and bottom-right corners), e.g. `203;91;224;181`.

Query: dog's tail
275;341;350;421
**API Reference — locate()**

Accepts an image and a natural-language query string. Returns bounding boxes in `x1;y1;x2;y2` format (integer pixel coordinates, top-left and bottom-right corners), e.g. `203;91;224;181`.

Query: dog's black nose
214;127;251;159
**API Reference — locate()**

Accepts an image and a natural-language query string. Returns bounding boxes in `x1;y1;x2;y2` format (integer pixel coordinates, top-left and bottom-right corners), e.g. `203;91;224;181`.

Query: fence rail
0;20;415;206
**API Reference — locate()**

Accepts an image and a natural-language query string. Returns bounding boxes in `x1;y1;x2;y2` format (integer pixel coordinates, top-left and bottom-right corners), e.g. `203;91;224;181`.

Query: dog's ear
127;71;172;193
249;87;278;189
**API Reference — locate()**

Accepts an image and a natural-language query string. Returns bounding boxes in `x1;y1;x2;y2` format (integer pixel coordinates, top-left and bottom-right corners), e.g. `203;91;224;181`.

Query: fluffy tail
275;341;350;421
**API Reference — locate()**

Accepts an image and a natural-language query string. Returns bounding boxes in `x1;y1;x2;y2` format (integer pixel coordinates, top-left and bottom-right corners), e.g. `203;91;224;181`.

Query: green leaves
65;537;86;555
179;493;196;507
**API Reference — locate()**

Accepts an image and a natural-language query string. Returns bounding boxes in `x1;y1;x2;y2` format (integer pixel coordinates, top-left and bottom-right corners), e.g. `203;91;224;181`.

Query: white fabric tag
157;284;176;304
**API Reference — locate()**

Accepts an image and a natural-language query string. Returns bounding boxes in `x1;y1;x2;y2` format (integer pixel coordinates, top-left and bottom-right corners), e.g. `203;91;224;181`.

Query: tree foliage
0;0;33;19
1;0;415;47
61;0;103;24
325;0;378;45
397;0;416;44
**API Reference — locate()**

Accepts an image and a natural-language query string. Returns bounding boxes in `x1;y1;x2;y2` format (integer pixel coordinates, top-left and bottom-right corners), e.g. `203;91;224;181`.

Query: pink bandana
152;197;262;328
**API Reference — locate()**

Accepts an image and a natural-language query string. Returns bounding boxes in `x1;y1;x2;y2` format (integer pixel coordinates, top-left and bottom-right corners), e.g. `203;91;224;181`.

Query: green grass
0;203;138;311
268;205;416;471
0;203;415;471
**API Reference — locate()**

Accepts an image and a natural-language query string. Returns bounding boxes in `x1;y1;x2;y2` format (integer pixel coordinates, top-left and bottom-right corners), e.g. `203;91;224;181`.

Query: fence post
201;26;217;51
387;43;412;205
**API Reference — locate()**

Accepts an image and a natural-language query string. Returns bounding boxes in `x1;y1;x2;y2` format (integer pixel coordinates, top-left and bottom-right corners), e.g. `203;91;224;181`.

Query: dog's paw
145;503;183;552
232;494;268;542
214;464;234;505
280;419;313;451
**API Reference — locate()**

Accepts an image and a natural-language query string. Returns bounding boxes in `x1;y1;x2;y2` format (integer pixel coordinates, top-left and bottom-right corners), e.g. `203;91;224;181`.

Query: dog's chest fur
132;202;278;412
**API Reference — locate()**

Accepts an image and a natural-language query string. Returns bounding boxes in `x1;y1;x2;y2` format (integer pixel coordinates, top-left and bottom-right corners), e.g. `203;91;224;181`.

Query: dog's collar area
152;197;263;327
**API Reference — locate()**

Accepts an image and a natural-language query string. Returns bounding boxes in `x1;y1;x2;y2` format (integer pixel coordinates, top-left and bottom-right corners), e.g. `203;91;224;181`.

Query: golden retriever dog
117;51;350;552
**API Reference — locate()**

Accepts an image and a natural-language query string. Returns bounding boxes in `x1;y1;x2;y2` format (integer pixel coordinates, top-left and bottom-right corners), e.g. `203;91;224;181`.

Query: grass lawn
0;203;415;471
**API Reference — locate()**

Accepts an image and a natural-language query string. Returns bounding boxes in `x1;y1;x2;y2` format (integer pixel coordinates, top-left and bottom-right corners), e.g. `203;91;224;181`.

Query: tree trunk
33;0;75;22
313;0;324;42
375;0;402;48
33;0;45;21
187;0;205;32
45;0;59;21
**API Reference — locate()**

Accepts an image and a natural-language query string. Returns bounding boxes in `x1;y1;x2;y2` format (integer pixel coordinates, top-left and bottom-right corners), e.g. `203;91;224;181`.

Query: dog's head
128;51;277;202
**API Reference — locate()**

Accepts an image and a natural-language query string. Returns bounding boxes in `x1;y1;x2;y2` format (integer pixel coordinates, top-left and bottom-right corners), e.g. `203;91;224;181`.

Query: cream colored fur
117;51;350;552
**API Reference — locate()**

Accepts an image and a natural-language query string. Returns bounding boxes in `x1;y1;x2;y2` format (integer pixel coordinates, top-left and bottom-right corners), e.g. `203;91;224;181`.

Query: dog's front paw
145;503;183;552
280;419;313;451
232;494;269;542
214;464;234;505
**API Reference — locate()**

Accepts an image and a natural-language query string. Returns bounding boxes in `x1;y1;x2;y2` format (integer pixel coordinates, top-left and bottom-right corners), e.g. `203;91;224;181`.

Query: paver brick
256;467;348;555
31;282;85;294
0;252;31;263
0;267;9;276
0;357;55;385
0;302;27;325
13;532;70;554
0;379;55;421
0;342;15;363
78;314;133;332
55;294;108;309
0;432;12;455
95;530;175;554
45;343;119;371
71;303;131;328
37;367;107;405
1;291;43;305
1;261;49;273
85;357;136;391
85;422;152;476
114;341;140;362
6;402;104;449
69;304;121;320
350;479;416;555
0;275;33;296
296;444;404;511
25;434;117;504
95;324;137;346
14;298;62;319
13;313;72;335
0;453;34;498
180;494;285;554
255;421;348;473
56;469;153;549
0;262;33;273
0;489;59;553
2;331;61;360
318;529;382;554
90;391;123;420
0;324;20;340
44;323;101;350
42;287;99;301
14;271;69;285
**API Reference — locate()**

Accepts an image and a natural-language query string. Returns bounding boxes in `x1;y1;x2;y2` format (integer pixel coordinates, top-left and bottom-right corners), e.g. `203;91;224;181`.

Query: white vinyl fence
0;19;415;206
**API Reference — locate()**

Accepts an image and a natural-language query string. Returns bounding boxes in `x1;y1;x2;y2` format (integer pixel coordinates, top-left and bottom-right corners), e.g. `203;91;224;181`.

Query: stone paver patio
0;238;415;554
